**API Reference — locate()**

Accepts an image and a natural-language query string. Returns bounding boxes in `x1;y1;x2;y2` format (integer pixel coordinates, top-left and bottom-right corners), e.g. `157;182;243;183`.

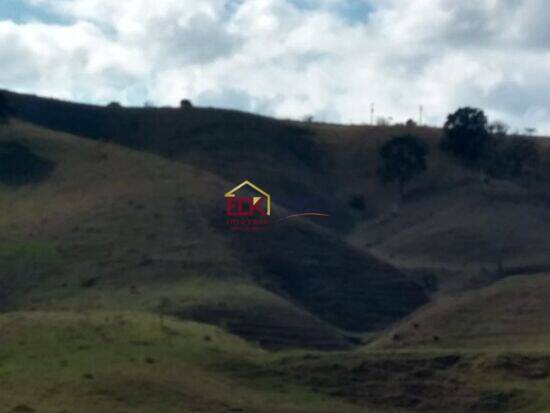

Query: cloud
0;19;145;102
0;0;549;133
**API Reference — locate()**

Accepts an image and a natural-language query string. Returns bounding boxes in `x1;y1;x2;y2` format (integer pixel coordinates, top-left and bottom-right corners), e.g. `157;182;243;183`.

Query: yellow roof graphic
225;180;271;216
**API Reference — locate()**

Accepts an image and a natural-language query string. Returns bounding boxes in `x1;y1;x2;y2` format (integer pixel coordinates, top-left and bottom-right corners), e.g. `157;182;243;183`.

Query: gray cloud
0;0;549;133
146;13;242;65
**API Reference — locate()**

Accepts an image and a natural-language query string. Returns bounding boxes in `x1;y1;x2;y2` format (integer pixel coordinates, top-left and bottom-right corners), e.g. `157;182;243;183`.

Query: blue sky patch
0;0;69;24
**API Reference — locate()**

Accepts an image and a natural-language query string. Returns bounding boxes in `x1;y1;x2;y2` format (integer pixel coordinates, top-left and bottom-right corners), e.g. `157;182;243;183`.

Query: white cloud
0;0;549;133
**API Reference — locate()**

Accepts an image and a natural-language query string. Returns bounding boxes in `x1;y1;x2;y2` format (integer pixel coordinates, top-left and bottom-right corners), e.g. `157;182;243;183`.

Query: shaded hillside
5;90;550;294
6;90;550;293
2;90;353;230
309;123;550;291
226;219;427;332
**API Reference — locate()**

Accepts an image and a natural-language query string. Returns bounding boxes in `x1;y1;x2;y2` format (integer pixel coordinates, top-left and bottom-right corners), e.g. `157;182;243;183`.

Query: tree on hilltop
378;134;429;200
441;107;490;167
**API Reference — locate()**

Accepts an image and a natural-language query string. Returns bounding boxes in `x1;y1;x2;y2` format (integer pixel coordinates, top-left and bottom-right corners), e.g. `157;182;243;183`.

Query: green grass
0;311;367;413
0;241;60;266
5;311;550;413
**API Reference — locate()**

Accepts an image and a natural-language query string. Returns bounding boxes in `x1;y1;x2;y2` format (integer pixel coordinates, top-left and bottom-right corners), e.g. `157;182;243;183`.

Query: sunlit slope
4;311;550;413
372;273;550;350
0;311;367;413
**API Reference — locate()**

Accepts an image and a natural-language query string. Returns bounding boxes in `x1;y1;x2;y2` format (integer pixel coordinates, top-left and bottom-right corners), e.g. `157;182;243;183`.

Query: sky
1;0;550;133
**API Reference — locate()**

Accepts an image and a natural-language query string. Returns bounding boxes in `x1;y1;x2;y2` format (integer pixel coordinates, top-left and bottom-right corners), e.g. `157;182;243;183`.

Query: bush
488;121;509;137
406;119;417;128
441;107;491;167
107;101;122;109
180;99;193;109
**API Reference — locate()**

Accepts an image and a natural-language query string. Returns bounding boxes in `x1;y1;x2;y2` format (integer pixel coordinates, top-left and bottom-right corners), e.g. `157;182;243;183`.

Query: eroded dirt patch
484;353;550;380
249;353;533;413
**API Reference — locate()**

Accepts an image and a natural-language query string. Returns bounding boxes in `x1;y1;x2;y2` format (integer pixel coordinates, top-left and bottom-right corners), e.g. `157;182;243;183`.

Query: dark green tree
378;134;429;199
441;107;490;166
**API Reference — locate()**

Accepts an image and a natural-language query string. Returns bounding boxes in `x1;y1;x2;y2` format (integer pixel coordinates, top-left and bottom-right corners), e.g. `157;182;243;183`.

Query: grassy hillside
311;123;550;292
0;311;367;413
7;90;550;292
0;120;427;350
2;90;353;231
3;90;550;412
272;348;550;413
373;273;550;351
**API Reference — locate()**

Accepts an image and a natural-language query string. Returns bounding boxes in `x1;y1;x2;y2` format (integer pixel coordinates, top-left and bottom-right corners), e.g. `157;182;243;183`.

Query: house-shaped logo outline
224;180;271;216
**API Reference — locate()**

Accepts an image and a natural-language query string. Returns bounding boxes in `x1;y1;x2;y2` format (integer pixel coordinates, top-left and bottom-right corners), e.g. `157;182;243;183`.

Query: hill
4;90;550;412
2;90;353;231
0;119;427;350
374;273;550;351
0;311;367;413
6;90;550;294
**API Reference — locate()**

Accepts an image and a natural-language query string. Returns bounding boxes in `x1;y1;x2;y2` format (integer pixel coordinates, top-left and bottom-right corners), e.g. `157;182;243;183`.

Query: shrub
107;101;122;109
406;119;417;128
180;99;193;109
488;121;509;137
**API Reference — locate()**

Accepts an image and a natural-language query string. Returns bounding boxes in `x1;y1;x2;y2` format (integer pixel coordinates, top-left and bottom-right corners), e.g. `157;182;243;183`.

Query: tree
441;107;490;166
405;119;417;128
378;134;429;199
180;99;193;109
107;101;122;110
